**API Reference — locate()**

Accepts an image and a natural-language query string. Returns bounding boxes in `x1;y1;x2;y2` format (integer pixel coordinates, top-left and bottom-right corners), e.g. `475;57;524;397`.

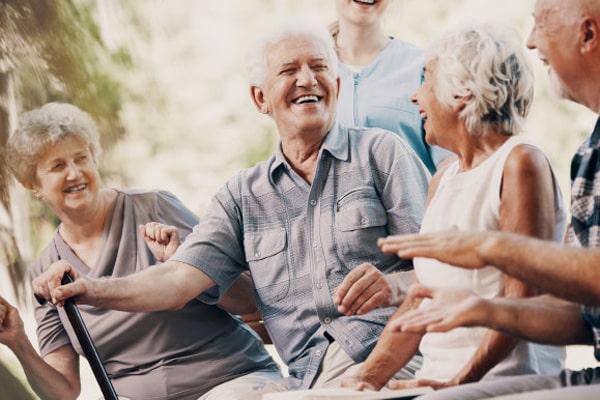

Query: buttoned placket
304;155;340;388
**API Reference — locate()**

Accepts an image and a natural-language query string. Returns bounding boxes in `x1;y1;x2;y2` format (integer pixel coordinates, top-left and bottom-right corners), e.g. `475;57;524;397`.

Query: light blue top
172;124;430;389
336;38;451;174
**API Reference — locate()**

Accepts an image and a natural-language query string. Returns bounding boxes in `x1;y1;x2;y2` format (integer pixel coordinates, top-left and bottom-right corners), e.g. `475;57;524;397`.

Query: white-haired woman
1;103;281;400
339;23;567;391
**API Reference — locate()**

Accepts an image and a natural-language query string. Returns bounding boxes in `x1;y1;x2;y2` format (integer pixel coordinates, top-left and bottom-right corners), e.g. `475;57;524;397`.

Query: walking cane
61;273;119;400
36;273;119;400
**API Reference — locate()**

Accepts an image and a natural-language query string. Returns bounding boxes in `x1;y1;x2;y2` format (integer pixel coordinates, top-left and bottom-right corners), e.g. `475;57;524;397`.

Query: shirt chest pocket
335;187;388;261
244;228;290;305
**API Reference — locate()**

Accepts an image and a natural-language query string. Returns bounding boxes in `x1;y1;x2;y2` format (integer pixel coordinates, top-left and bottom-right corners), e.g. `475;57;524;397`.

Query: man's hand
378;230;491;270
339;364;380;391
334;263;407;316
32;260;88;307
389;284;490;334
140;222;181;262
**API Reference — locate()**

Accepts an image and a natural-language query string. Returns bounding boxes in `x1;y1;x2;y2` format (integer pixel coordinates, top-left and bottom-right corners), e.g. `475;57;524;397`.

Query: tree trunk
0;69;27;302
1;69;11;210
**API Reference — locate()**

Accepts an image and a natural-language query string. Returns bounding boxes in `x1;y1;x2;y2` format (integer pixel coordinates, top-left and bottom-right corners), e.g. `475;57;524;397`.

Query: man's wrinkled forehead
533;0;582;21
533;0;578;28
534;0;561;19
266;35;332;64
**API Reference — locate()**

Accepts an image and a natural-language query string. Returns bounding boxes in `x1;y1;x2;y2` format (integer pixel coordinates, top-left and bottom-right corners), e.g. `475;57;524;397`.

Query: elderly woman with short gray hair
1;102;281;400
339;23;567;392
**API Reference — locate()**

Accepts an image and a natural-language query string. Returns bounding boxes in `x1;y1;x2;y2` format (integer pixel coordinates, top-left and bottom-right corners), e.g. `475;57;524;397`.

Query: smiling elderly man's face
253;33;340;138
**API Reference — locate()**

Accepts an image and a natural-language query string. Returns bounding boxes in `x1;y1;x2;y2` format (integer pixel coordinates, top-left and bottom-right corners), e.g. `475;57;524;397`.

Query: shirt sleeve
29;251;72;357
169;179;247;304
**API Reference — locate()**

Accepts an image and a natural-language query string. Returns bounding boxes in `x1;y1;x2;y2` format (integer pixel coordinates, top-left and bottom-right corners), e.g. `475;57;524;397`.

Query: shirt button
310;199;317;206
316;350;322;356
323;317;331;324
361;217;368;225
254;252;260;257
312;241;317;248
316;282;322;289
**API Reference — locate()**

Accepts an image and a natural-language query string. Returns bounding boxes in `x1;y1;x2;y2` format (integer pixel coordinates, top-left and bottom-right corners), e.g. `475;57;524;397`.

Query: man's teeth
294;95;319;104
354;0;376;4
65;184;86;193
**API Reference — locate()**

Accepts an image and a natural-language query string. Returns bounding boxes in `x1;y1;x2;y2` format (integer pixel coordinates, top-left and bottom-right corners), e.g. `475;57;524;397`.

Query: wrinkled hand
334;263;404;316
388;284;489;334
32;260;88;307
378;230;489;270
140;222;181;262
388;377;454;391
339;365;379;391
0;296;25;349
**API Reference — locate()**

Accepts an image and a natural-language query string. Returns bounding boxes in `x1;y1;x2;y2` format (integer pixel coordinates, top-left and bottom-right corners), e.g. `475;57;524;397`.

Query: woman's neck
58;189;117;245
335;22;390;66
456;133;511;172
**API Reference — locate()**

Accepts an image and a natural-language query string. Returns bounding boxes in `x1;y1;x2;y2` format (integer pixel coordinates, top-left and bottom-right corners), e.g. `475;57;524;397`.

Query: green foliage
0;0;131;302
4;0;127;149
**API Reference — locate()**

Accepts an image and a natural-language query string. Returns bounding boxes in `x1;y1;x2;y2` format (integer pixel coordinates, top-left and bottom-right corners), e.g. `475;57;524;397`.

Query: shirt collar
269;123;349;179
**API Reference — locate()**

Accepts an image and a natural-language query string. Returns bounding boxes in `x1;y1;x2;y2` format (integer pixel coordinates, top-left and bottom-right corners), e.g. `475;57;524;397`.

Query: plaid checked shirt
569;116;600;362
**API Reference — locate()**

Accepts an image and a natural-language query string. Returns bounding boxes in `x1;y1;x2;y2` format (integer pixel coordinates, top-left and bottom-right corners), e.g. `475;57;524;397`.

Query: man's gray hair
246;19;338;86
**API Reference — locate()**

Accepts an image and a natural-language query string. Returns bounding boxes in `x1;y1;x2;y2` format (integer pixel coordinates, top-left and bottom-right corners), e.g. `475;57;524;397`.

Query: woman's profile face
31;135;101;216
411;59;461;150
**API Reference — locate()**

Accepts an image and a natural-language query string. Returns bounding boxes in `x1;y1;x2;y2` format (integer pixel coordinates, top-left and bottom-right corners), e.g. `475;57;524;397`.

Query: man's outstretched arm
379;231;600;305
33;259;215;312
392;285;593;346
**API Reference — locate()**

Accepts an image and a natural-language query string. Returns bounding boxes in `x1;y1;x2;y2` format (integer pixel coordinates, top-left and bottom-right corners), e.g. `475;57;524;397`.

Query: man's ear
250;86;269;114
335;76;341;100
581;17;600;52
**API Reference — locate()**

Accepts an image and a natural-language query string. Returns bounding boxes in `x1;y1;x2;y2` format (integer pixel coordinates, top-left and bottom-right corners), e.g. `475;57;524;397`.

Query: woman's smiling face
32;135;101;216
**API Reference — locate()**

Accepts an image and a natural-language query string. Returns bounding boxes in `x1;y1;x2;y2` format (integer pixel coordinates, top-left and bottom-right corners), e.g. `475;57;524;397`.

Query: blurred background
0;0;598;398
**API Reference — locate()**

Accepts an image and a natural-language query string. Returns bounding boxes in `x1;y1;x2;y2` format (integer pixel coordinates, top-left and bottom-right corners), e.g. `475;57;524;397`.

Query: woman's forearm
10;339;80;400
453;328;520;384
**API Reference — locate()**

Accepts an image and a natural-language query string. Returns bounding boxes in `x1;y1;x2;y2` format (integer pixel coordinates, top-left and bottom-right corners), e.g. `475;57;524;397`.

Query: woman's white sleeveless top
415;135;566;381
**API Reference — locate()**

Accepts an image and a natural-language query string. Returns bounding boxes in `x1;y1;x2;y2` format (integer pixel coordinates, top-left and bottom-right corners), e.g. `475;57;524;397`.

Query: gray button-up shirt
172;123;430;389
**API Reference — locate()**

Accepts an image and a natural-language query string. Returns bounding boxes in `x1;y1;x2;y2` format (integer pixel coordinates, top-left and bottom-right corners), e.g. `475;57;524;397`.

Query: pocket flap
245;228;286;261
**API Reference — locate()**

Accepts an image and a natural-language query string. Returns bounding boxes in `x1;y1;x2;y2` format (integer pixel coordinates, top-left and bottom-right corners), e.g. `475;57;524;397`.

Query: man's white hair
246;19;338;87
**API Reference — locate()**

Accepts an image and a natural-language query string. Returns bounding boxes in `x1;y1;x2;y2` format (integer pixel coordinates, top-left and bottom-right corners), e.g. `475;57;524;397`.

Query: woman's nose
410;90;419;105
66;161;83;179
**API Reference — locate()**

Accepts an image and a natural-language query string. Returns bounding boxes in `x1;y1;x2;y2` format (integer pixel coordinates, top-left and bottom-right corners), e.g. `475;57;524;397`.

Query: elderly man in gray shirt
33;19;431;397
